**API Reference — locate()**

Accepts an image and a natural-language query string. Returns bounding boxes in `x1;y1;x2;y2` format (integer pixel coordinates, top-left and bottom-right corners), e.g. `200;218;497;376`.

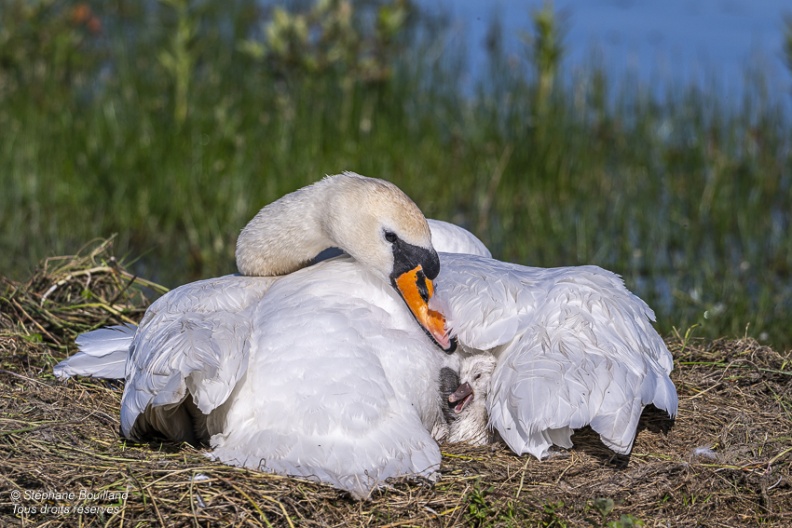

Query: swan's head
448;353;496;414
323;173;456;352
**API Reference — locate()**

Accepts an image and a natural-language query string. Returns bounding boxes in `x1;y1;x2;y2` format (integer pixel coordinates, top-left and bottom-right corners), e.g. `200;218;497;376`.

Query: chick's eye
384;231;398;243
474;373;482;381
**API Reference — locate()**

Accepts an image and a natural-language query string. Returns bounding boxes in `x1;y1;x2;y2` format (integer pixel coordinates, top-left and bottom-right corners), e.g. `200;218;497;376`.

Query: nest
0;238;166;351
1;240;790;527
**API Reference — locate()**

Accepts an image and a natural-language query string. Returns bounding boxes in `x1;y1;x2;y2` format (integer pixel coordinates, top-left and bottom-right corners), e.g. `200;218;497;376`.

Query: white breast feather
205;258;446;498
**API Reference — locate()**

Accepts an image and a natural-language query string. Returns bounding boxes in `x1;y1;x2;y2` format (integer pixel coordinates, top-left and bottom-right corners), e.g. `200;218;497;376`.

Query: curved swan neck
236;178;334;277
236;172;433;279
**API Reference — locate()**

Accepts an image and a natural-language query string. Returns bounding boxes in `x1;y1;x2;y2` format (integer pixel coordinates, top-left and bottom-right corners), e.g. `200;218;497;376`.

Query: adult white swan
56;172;458;499
56;173;677;494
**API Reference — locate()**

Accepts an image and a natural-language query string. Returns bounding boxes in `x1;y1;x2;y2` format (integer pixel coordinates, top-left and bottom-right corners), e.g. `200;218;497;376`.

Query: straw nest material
1;239;790;527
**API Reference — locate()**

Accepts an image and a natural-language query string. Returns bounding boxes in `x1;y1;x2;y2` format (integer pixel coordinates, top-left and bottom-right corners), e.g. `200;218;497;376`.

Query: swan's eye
474;373;482;381
384;231;398;244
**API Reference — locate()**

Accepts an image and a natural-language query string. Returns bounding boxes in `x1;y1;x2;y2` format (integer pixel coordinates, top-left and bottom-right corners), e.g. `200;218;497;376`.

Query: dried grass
1;240;790;527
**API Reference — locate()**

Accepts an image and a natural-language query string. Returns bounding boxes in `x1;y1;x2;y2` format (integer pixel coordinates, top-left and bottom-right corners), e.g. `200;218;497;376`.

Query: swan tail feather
53;323;137;380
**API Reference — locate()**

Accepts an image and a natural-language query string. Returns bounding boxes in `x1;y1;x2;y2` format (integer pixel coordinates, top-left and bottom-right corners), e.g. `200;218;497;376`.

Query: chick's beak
448;382;474;413
394;265;456;353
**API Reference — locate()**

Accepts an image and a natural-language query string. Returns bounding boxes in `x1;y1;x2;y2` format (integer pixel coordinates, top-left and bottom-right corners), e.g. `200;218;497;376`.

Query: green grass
1;0;791;349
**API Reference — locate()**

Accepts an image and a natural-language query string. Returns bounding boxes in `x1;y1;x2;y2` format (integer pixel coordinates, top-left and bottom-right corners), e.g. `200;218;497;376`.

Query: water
413;0;792;346
425;0;792;108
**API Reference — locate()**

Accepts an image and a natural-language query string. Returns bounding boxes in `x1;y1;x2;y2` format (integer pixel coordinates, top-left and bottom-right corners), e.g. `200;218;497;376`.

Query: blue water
425;0;792;109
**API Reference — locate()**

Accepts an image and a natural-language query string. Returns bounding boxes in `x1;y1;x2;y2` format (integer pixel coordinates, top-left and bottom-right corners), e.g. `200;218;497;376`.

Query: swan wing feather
491;265;677;457
428;219;491;257
438;255;537;350
440;255;677;457
121;276;275;440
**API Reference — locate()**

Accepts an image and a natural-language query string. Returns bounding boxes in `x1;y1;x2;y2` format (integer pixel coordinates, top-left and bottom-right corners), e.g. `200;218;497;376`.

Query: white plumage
434;254;678;458
426;219;492;258
119;276;276;443
445;351;497;445
56;173;457;499
206;260;448;493
54;174;677;498
56;323;137;379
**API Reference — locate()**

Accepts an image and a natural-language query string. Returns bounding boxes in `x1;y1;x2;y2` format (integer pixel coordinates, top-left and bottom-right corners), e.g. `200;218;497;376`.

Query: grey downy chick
443;353;497;445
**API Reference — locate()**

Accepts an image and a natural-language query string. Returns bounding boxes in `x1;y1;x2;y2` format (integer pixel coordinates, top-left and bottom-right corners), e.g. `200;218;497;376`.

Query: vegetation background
1;0;791;349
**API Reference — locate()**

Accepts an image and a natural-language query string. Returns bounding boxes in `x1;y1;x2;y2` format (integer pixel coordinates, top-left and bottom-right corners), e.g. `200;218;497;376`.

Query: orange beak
394;265;455;352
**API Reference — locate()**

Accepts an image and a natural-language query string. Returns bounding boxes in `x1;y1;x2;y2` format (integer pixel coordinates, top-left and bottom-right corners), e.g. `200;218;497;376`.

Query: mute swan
445;352;497;445
434;253;678;458
56;172;460;499
56;178;677;493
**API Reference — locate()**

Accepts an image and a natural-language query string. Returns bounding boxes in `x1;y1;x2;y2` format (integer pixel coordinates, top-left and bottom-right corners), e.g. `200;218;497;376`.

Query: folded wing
438;254;677;458
121;276;275;443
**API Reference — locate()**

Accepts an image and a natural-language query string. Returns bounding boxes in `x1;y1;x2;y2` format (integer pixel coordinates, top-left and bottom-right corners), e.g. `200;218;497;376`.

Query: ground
1;242;790;527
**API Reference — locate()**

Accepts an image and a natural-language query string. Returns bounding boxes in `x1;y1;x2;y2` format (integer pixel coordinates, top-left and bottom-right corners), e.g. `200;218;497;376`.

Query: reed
1;0;790;348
